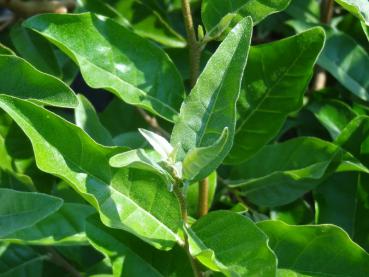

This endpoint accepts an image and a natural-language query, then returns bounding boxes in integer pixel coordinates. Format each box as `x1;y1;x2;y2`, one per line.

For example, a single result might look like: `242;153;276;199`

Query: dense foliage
1;0;369;276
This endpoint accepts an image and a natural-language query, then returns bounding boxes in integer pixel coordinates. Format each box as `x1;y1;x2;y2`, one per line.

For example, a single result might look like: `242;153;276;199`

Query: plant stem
180;0;209;218
137;108;170;139
173;185;202;277
197;178;209;217
46;247;81;277
312;0;334;91
180;0;201;87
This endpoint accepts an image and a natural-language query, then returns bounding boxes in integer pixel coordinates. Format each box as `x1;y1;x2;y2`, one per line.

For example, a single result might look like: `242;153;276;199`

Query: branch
197;178;208;217
136;108;170;139
0;0;75;18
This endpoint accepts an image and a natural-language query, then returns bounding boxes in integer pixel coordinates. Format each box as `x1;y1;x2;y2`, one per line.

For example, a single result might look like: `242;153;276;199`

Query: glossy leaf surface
258;220;369;276
24;13;184;121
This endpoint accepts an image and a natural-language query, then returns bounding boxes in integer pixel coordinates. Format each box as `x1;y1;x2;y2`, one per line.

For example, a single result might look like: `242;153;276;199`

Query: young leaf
258;220;369;276
24;13;185;122
0;95;182;250
227;27;325;164
75;94;113;146
1;203;95;246
188;211;277;276
139;129;173;160
182;128;228;182
0;244;45;276
201;0;291;32
0;55;78;108
0;188;63;237
86;215;193;277
315;172;369;251
335;0;369;25
171;17;253;174
229;137;367;207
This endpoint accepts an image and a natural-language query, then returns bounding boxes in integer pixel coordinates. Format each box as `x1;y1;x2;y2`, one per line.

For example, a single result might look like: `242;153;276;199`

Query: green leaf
10;24;62;78
189;210;276;276
171;17;253;172
75;95;113;146
0;188;63;237
362;21;369;40
229;137;366;207
86;215;193;277
0;244;45;277
0;43;15;55
285;0;320;23
80;0;186;48
227;27;325;164
335;0;369;25
258;220;369;276
0;55;77;108
201;0;291;32
315;172;369;252
186;171;217;217
290;21;369;102
0;95;182;250
182;128;228;182
24;13;185;122
270;200;313;225
139;128;173;160
1;203;95;246
308;99;357;139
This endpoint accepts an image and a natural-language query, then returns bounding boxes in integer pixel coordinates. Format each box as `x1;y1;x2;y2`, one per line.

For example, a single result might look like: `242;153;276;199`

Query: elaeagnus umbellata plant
0;0;369;276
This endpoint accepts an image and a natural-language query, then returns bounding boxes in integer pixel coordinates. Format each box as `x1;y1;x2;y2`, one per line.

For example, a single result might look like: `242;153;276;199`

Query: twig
173;185;202;277
180;0;201;87
312;0;334;91
46;247;81;277
197;178;209;217
137;108;170;139
0;0;75;18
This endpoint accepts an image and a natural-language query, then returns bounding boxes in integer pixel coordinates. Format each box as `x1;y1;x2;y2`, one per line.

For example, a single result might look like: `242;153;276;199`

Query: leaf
0;95;182;250
362;21;369;41
0;54;77;108
0;244;45;276
182;128;228;182
201;0;291;32
308;99;357;139
80;0;186;48
285;0;320;23
139;128;173;160
290;21;369;102
24;13;185;122
1;203;95;246
186;171;217;217
188;210;276;276
227;27;325;164
0;188;63;237
335;0;369;25
0;43;15;55
109;149;168;178
10;24;62;78
86;215;193;277
258;220;369;276
75;94;113;146
315;172;369;252
270;199;313;225
171;17;253;170
228;137;366;207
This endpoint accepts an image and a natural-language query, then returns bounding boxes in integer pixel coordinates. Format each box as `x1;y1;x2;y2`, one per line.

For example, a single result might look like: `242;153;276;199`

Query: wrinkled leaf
0;95;181;250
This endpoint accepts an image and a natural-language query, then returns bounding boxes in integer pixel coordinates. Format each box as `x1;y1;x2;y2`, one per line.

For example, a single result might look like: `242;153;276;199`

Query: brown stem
173;185;202;277
312;0;334;91
46;247;81;277
180;0;201;87
197;178;209;217
0;0;75;18
137;108;170;139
